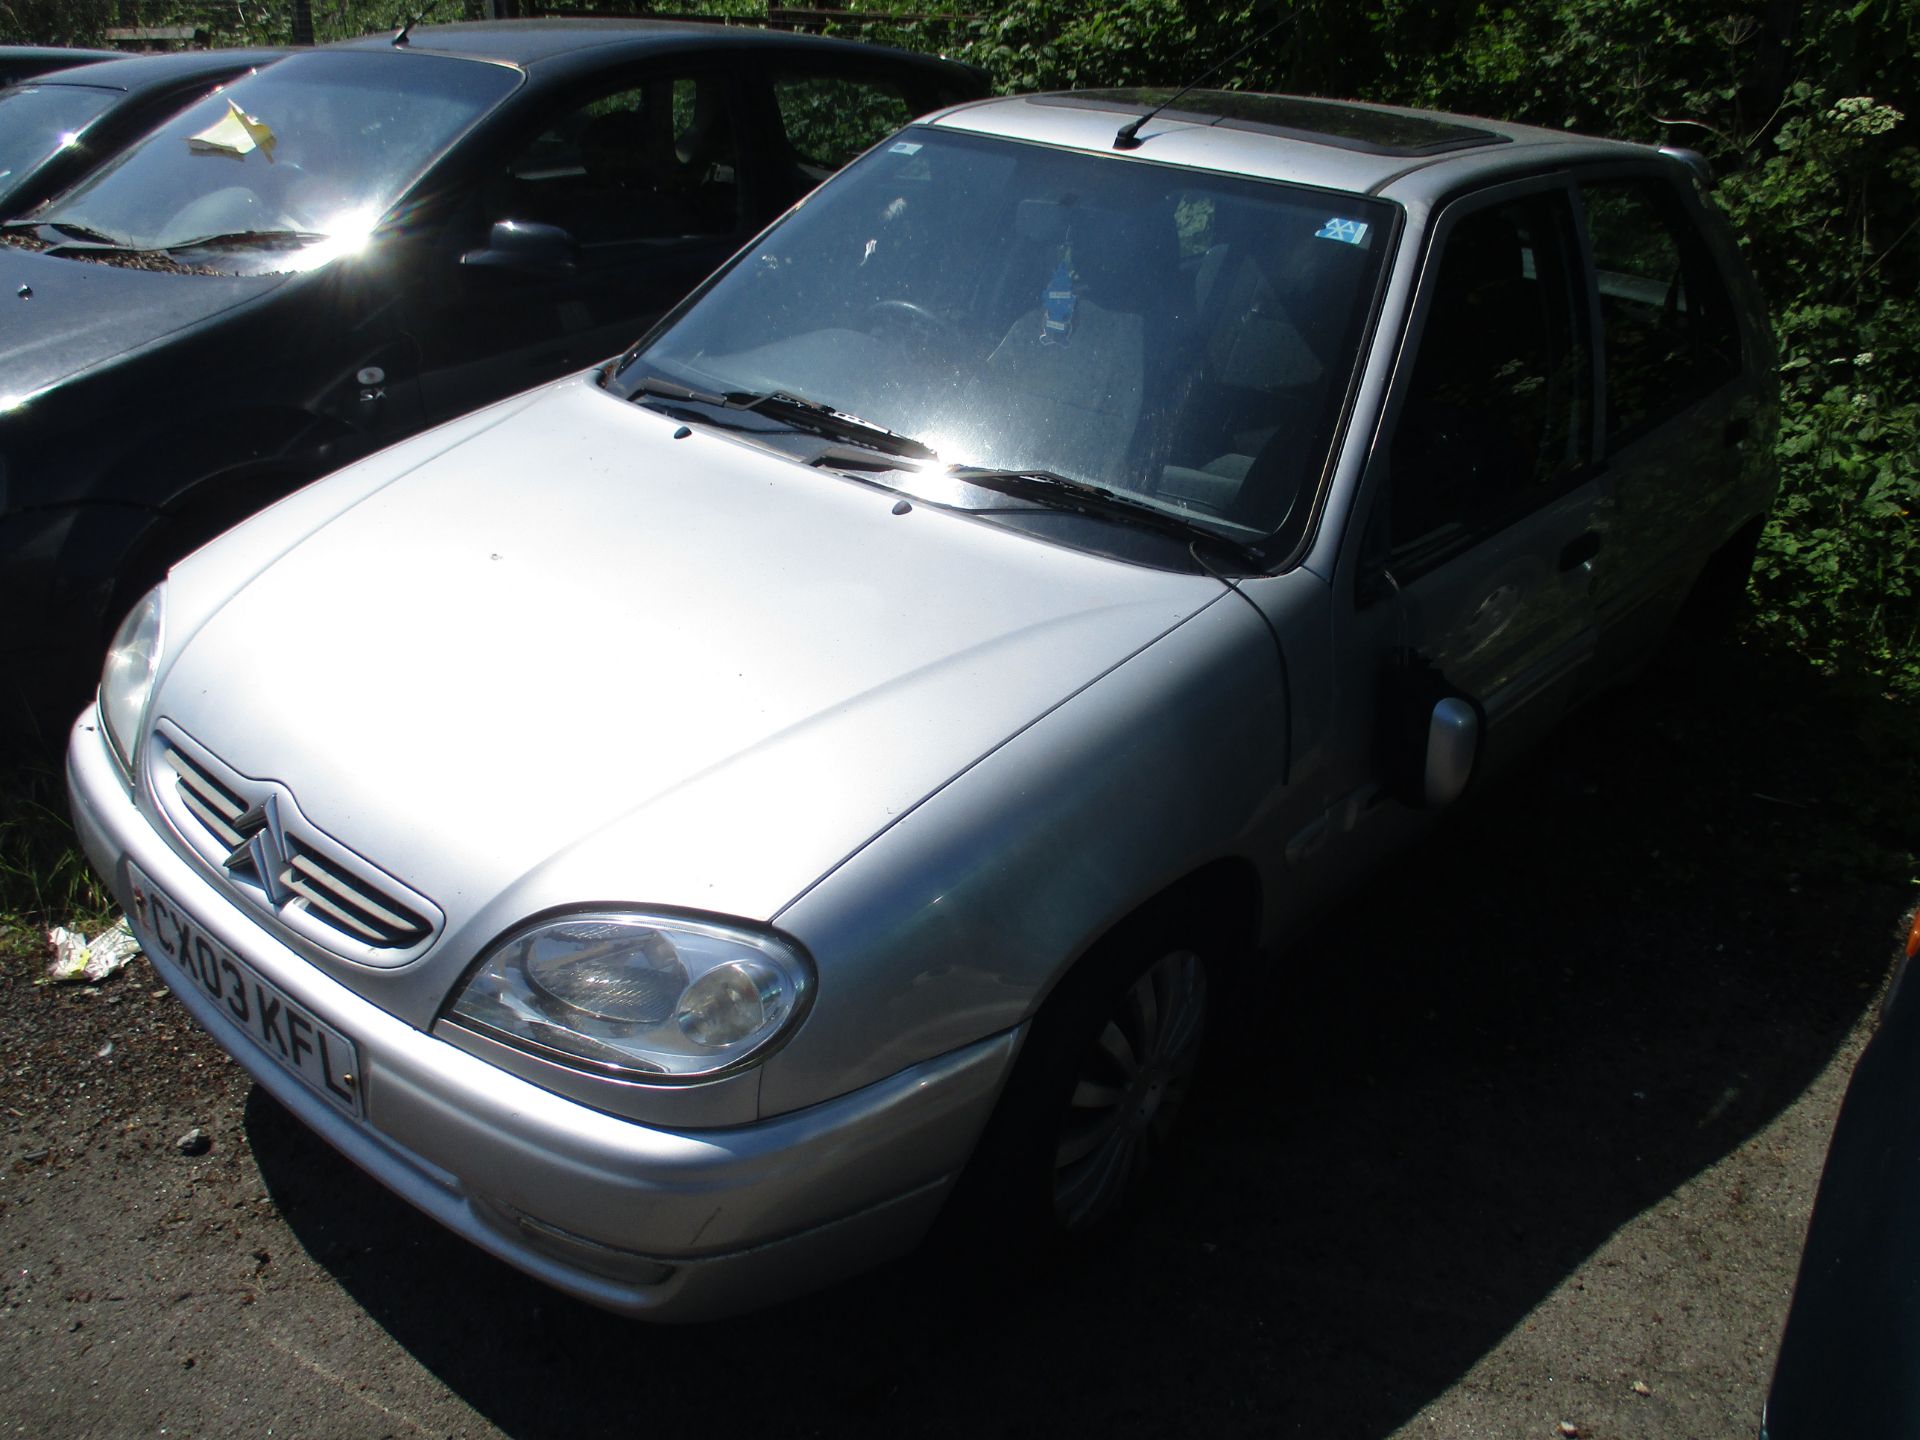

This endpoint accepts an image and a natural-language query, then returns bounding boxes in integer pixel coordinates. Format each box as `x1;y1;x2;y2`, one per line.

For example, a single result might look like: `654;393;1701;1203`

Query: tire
957;919;1212;1241
1673;520;1763;646
1648;520;1763;689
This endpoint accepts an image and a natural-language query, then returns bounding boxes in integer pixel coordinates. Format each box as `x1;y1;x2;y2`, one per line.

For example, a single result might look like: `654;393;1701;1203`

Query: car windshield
621;126;1395;542
0;84;119;192
33;51;518;271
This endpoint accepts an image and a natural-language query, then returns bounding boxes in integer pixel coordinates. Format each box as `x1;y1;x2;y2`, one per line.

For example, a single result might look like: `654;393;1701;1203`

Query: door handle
1559;530;1602;571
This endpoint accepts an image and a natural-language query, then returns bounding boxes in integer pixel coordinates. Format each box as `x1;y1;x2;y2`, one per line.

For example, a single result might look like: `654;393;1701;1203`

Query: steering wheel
864;299;955;343
275;162;324;227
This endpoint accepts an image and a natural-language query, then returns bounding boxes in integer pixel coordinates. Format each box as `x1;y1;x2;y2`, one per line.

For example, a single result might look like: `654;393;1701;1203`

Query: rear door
1574;170;1754;669
756;65;926;212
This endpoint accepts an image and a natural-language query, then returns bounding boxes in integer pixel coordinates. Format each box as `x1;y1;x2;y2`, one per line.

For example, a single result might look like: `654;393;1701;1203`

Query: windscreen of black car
623;127;1395;542
0;84;119;194
32;51;519;271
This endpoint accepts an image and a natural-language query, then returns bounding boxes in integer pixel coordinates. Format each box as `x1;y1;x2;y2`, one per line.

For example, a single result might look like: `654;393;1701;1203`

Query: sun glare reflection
289;205;381;271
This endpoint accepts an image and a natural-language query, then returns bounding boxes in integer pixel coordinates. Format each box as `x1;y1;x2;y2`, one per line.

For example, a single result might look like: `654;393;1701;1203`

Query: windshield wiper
3;222;323;255
165;229;328;252
13;220;132;247
631;377;936;462
632;375;733;409
737;391;936;461
945;465;1263;562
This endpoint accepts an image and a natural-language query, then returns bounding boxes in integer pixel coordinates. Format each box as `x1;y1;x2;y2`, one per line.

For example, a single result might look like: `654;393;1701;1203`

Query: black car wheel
955;917;1212;1241
1048;940;1209;1229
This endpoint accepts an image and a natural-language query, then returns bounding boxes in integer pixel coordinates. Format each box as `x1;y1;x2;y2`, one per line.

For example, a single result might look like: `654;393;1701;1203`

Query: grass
0;750;112;938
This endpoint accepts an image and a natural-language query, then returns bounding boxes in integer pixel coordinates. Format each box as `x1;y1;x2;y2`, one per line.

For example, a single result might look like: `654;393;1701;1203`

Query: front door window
497;73;740;245
1388;193;1591;577
1367;184;1603;774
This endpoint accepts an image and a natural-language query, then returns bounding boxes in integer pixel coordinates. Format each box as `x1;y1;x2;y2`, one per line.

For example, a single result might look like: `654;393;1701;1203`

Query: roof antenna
392;0;438;47
1113;8;1291;151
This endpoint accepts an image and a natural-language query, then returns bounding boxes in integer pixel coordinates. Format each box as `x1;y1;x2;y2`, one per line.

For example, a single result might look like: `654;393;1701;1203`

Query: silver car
68;88;1777;1320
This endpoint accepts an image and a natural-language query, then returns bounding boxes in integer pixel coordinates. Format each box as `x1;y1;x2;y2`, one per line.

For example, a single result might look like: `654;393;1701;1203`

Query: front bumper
67;709;1018;1321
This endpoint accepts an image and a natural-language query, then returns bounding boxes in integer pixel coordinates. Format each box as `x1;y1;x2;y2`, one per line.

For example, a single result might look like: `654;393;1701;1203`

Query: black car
0;46;122;87
1762;902;1920;1437
0;50;286;222
0;20;984;725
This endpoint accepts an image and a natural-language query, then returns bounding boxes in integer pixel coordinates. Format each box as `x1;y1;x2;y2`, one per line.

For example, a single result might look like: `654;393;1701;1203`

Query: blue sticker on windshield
889;140;923;155
1040;254;1076;345
1315;218;1371;246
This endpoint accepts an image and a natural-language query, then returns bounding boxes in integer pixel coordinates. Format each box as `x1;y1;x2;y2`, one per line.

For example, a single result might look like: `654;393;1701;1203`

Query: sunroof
1037;89;1508;157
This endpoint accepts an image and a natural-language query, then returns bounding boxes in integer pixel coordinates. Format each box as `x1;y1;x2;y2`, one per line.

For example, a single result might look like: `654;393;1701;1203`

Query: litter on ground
44;918;141;984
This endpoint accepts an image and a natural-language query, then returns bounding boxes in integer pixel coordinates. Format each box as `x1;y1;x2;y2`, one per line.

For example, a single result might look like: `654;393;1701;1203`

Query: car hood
0;246;281;395
156;377;1226;948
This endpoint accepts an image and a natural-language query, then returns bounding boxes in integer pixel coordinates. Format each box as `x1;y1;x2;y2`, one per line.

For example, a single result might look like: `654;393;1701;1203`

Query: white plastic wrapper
45;918;141;984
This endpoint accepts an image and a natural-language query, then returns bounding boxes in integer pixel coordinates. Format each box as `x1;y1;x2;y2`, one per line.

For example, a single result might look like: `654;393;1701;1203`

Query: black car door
410;61;759;424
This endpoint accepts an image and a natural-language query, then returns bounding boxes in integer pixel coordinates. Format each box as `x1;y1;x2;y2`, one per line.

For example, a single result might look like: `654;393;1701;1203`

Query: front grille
171;749;249;849
163;739;436;955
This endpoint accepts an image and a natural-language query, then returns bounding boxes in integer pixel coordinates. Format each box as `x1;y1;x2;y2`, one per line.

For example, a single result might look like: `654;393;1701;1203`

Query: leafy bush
1715;89;1918;683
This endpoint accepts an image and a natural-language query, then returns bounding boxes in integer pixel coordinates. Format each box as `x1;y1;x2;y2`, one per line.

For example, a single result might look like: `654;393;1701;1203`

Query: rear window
1582;178;1742;442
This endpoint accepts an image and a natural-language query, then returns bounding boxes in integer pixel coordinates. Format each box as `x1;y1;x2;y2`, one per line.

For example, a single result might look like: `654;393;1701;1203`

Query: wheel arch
1034;853;1265;1023
937;852;1260;1241
95;408;355;639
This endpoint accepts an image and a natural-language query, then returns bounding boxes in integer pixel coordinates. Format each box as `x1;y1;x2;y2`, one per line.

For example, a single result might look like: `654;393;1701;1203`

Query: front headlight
446;912;813;1080
100;585;164;775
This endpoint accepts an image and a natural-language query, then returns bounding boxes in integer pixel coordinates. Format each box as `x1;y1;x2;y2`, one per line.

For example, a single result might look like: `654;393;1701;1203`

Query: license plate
128;866;363;1118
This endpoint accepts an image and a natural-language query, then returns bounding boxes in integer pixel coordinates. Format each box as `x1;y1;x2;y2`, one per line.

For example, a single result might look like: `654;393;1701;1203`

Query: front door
1324;178;1605;862
1376;183;1603;762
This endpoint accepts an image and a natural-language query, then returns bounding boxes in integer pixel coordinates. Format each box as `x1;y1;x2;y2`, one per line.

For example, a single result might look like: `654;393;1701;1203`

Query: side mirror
1421;696;1479;808
1377;652;1482;810
459;220;578;279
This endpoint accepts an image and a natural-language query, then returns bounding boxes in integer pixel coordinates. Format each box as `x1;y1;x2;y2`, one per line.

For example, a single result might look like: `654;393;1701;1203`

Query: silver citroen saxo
69;88;1777;1320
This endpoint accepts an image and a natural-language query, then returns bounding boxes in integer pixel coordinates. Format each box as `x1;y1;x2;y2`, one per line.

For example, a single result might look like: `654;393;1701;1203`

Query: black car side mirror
460;220;579;279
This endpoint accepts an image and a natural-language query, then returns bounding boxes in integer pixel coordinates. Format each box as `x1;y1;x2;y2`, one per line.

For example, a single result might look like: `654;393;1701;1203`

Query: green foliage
0;758;110;929
1;0;112;44
1715;87;1920;686
952;0;1202;92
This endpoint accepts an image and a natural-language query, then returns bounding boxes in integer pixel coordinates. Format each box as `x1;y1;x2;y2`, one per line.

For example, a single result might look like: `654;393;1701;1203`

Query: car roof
0;45;125;82
927;89;1656;202
16;48;285;94
325;18;981;86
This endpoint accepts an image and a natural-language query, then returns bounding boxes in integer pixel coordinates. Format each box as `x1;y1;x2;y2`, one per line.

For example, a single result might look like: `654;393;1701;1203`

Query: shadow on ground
247;640;1919;1440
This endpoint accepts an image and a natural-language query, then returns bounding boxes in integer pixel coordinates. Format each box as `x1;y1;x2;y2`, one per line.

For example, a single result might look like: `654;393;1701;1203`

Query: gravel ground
3;645;1914;1440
